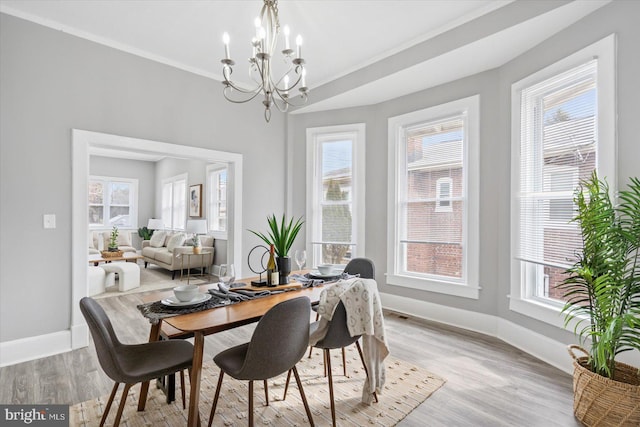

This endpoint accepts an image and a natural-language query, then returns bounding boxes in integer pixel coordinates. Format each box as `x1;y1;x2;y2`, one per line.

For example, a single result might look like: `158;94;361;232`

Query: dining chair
208;296;315;427
79;297;194;427
309;257;376;377
285;300;378;427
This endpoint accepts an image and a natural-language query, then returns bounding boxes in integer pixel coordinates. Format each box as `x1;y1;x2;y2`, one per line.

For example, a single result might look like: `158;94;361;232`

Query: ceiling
1;0;610;116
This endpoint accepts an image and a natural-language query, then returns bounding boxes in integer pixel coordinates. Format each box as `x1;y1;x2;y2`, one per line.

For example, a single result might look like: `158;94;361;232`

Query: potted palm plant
249;214;304;284
559;172;640;426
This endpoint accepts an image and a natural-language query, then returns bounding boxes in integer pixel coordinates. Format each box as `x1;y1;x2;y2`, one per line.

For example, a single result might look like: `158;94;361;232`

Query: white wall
0;13;286;345
288;0;640;362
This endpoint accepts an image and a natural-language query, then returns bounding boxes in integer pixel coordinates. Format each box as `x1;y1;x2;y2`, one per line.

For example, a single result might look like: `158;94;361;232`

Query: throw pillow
200;235;214;248
116;231;132;247
166;232;186;253
149;231;166;248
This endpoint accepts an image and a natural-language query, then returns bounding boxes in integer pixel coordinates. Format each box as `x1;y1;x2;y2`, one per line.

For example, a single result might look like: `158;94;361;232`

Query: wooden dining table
137;274;324;427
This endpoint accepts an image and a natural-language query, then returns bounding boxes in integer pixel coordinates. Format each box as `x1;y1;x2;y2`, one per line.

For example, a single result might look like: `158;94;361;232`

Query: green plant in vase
249;214;304;283
137;226;154;240
192;234;202;254
558;172;640;424
108;226;119;252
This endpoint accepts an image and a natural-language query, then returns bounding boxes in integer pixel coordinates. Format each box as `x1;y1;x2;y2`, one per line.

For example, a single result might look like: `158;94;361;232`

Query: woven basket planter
569;345;640;426
101;250;123;258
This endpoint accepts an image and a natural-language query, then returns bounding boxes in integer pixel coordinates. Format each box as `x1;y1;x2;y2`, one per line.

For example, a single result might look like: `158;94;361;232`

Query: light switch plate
44;214;56;229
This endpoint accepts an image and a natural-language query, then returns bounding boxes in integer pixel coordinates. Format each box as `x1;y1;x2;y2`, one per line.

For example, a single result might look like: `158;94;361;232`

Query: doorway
70;129;243;349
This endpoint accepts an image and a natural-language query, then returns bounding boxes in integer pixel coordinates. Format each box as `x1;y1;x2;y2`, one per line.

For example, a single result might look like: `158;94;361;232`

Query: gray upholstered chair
79;297;194;427
208;296;315;427
286;300;377;427
309;257;376;375
342;257;375;280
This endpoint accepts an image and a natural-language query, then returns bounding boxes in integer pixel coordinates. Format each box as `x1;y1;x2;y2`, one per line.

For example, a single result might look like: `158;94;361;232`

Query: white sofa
141;231;214;279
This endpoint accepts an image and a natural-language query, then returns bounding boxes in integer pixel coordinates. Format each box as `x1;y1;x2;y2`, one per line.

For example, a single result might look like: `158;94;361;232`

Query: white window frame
387;95;480;299
88;176;138;230
509;34;616;328
162;173;187;231
206;163;228;239
435;177;453;212
306;124;366;268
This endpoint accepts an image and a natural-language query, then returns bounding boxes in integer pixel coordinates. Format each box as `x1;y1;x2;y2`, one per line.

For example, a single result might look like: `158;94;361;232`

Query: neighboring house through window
387;95;480;299
435;177;453;212
306;124;365;268
88;176;138;229
207;164;228;238
162;173;187;230
510;35;616;327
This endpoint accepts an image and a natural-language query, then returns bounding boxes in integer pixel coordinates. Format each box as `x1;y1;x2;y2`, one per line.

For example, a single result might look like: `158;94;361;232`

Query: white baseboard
0;330;72;367
380;292;574;374
71;323;89;349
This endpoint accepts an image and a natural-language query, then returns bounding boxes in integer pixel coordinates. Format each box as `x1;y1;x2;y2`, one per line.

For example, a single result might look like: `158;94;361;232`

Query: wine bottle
266;244;278;286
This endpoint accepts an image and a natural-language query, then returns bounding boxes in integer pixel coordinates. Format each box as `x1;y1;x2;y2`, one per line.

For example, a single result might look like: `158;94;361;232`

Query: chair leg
180;370;186;410
355;340;378;403
308;312;320;358
324;349;336;427
113;383;133;427
263;380;269;406
292;365;315;427
99;382;120;427
208;370;225;427
342;347;347;377
248;380;254;427
282;369;292;400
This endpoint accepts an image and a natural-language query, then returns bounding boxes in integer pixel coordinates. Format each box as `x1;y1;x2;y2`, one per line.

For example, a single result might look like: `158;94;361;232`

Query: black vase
276;257;291;284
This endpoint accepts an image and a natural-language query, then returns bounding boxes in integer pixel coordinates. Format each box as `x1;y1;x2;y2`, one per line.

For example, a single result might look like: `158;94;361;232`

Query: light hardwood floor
0;292;581;426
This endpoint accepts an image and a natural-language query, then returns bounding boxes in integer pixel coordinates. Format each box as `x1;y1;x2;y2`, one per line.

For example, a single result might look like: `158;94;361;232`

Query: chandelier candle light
221;0;308;122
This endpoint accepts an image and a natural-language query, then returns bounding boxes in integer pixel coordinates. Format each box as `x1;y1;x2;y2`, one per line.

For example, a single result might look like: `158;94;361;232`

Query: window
88;176;138;228
387;95;479;299
306;124;365;268
162;173;187;230
207;164;227;237
435;177;453;212
510;35;616;326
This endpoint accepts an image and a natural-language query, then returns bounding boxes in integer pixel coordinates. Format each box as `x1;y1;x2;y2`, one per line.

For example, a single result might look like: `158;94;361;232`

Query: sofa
88;230;136;255
141;231;215;279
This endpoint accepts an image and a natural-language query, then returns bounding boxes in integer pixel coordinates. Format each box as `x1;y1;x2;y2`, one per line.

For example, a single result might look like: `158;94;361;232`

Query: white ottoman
88;266;106;296
101;262;140;291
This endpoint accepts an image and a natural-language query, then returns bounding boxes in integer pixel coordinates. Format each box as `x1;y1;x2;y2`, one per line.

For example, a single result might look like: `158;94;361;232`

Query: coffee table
88;252;143;266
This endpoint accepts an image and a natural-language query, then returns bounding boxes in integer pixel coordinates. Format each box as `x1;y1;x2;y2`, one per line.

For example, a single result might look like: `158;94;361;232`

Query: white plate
309;270;341;279
161;293;211;307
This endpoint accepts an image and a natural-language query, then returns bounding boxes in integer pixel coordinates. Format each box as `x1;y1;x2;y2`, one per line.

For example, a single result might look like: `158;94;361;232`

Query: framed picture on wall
189;184;202;217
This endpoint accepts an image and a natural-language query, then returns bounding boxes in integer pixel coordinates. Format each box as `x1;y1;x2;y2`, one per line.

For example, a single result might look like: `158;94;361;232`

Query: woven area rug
70;345;445;426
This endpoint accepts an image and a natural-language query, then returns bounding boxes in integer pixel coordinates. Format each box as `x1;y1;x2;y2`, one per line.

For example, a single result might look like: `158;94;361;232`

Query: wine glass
294;249;307;271
219;264;235;286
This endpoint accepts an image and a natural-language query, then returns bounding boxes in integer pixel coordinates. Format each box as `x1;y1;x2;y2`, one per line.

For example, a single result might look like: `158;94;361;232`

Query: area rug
93;263;211;300
70;345;445;426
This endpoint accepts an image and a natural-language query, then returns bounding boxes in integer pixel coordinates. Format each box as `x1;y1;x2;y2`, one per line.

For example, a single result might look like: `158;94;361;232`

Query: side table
180;251;213;285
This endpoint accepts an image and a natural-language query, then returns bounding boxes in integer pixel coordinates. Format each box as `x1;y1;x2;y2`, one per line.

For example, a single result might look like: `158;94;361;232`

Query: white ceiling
1;0;610;117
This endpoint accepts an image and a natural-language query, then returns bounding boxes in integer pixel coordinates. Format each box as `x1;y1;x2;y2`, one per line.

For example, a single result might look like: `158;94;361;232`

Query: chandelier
220;0;308;122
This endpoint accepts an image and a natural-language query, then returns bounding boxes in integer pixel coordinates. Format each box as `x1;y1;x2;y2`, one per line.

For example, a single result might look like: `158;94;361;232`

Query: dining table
137;272;325;427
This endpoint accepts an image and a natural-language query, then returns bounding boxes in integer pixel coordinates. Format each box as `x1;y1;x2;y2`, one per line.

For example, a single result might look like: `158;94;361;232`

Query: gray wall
0;13;286;342
90;155;156;249
288;0;640;344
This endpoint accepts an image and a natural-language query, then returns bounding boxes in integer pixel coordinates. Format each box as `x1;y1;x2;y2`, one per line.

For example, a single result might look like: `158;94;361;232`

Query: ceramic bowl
317;264;334;275
173;284;199;302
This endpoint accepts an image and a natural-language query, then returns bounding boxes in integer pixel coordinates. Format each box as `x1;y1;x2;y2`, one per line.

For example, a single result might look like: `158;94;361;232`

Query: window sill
386;273;480;299
508;296;580;331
